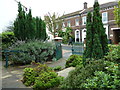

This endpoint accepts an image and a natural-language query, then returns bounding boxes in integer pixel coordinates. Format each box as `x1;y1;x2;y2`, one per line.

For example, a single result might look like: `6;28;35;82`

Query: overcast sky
0;0;116;33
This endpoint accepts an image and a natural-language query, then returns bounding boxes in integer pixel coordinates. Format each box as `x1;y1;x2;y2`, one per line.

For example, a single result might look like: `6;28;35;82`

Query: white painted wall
104;24;108;38
46;28;54;41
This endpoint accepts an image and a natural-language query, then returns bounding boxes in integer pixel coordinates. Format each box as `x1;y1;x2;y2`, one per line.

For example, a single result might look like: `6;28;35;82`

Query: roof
82;1;118;14
62;1;118;17
61;10;82;19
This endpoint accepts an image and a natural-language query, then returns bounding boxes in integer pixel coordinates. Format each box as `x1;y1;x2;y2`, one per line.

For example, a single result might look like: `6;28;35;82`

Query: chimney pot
84;2;87;9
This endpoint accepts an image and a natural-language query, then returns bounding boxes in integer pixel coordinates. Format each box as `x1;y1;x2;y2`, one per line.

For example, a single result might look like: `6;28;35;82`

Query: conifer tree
14;2;26;40
27;9;35;39
35;17;40;39
83;12;93;59
93;0;108;56
42;20;47;40
14;2;46;41
83;0;108;64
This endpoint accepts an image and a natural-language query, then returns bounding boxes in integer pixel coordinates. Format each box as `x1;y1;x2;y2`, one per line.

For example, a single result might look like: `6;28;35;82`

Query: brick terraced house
61;1;120;44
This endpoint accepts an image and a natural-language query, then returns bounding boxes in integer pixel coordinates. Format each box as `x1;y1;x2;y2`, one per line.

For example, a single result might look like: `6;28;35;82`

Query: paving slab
57;67;75;78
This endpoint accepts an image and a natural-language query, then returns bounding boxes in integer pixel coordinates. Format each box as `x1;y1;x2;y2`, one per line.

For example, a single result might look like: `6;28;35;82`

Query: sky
0;0;117;33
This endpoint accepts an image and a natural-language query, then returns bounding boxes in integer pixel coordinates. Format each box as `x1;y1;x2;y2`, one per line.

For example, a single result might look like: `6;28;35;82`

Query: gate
55;42;62;60
72;42;84;55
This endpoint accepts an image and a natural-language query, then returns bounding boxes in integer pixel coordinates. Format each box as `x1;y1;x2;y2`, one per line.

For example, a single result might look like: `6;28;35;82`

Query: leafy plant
1;31;16;49
22;68;36;86
33;72;63;90
65;55;83;68
82;61;120;89
60;59;120;89
9;40;56;65
53;66;62;71
58;27;73;44
105;45;120;63
60;60;107;89
22;63;53;86
22;63;63;89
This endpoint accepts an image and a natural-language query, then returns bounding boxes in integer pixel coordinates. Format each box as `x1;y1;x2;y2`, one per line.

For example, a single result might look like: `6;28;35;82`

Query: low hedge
9;40;56;65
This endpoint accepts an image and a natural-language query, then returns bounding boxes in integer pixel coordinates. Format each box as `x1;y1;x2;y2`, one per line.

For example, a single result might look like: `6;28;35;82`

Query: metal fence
71;42;84;55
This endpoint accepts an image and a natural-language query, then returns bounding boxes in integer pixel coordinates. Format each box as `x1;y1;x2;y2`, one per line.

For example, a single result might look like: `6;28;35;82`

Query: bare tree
44;12;63;37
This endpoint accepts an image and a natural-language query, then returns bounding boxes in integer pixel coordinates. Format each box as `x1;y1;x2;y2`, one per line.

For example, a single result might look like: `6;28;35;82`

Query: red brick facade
62;1;119;43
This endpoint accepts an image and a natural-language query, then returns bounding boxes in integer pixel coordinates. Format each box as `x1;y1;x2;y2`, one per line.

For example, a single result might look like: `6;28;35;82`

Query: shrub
105;45;120;63
60;60;120;89
22;68;36;86
9;40;56;65
60;60;107;89
82;61;120;89
33;72;63;90
22;63;53;86
53;66;62;71
1;31;16;49
65;55;83;68
22;63;63;89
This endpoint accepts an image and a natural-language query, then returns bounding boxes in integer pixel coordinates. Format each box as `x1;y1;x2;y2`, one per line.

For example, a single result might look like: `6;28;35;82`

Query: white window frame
82;16;86;25
103;25;108;38
67;20;71;27
75;18;79;26
62;22;65;28
102;12;108;23
75;30;80;42
56;24;58;29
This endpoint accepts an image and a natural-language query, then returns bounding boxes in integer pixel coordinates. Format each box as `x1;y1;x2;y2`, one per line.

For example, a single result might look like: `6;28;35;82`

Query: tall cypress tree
92;0;104;59
14;2;26;40
27;9;34;39
83;12;93;59
42;20;47;41
83;0;108;64
93;0;108;56
14;2;46;41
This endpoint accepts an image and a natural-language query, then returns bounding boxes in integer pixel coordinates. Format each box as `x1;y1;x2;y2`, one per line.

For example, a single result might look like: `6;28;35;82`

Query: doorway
113;29;120;44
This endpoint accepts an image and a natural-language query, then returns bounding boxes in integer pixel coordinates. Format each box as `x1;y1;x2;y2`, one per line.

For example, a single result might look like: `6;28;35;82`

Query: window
82;16;86;25
56;24;58;29
76;31;79;38
67;20;71;27
75;19;79;26
102;12;108;23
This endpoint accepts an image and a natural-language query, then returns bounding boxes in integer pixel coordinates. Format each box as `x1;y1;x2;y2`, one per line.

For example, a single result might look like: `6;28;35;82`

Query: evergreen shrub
33;71;63;90
22;63;53;86
9;40;56;65
22;63;63;89
105;45;120;63
60;60;107;89
82;61;120;89
65;55;83;68
1;31;16;49
53;66;62;71
60;60;120;89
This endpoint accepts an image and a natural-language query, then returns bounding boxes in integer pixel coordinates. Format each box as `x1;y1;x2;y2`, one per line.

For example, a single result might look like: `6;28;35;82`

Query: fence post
5;51;9;68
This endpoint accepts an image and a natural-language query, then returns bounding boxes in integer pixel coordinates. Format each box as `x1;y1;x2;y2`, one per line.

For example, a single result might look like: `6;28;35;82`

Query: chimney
84;2;87;9
95;0;98;2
